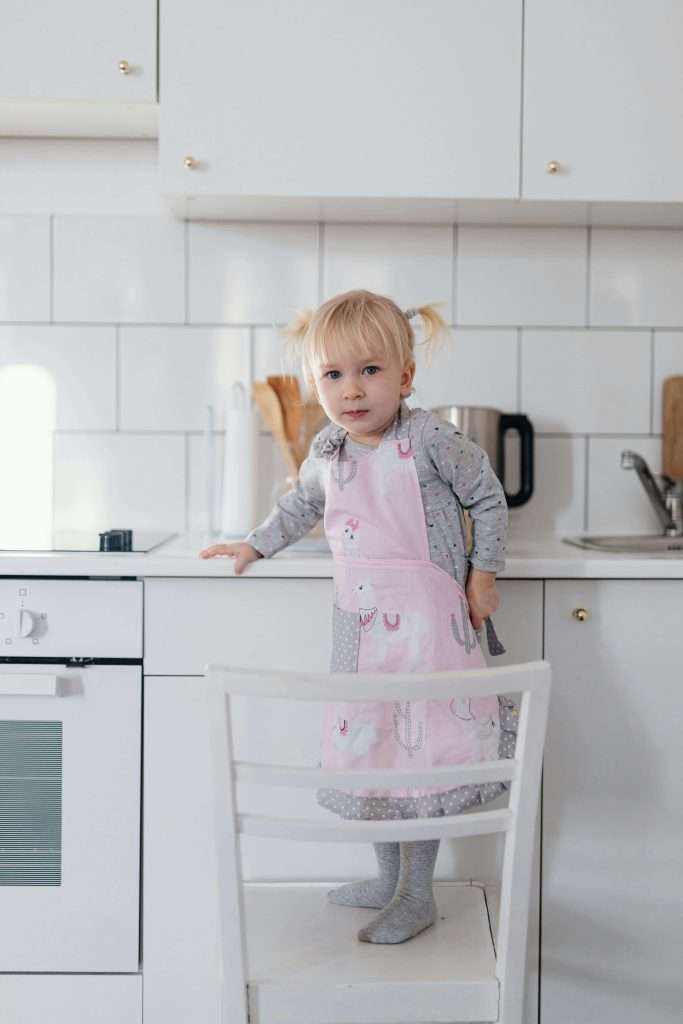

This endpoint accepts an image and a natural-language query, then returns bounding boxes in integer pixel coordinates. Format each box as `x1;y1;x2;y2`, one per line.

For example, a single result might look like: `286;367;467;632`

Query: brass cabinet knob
546;160;560;174
572;608;589;622
119;60;130;75
183;156;197;169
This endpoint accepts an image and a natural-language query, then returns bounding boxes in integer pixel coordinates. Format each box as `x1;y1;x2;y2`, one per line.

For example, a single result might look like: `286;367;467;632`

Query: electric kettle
431;406;534;507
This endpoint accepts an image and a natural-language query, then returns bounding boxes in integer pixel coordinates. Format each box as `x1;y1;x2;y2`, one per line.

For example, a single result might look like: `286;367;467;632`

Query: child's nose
343;375;364;398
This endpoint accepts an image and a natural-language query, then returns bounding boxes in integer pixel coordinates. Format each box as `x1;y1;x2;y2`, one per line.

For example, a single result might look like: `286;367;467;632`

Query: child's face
313;347;415;445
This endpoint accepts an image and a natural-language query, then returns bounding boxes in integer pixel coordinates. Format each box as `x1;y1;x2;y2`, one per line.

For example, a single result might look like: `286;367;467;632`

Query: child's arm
199;445;324;574
422;412;508;628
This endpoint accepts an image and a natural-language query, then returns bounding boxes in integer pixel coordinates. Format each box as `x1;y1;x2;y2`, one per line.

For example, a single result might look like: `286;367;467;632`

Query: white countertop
1;533;682;578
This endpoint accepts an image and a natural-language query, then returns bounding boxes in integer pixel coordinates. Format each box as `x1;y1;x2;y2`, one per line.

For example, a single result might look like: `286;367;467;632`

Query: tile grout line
318;221;325;304
115;325;120;431
650;329;656;434
585;226;591;327
584;435;590;531
49;214;55;323
184;220;190;324
517;328;523;413
452;224;458;324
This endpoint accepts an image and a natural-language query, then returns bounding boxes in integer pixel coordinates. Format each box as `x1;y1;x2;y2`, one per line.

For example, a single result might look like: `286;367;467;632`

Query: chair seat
243;881;500;1024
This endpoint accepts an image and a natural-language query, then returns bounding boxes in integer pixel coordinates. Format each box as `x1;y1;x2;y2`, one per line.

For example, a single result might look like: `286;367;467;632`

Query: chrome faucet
621;450;683;536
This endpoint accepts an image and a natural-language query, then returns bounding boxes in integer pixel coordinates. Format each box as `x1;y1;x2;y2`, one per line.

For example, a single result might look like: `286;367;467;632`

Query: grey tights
328;839;440;944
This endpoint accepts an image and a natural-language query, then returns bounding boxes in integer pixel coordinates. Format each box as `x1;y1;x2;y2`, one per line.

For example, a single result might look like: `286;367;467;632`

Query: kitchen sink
563;534;683;555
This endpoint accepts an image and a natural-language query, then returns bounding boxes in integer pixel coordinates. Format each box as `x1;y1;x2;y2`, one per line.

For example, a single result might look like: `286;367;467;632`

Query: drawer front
144;578;333;675
0;579;142;658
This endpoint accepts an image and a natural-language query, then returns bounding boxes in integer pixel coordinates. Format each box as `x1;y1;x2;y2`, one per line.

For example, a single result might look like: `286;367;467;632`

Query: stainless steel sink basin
563;534;683;555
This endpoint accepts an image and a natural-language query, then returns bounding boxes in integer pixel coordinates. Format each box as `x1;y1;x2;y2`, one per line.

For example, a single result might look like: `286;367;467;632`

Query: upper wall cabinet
160;0;522;220
523;0;683;202
0;0;157;138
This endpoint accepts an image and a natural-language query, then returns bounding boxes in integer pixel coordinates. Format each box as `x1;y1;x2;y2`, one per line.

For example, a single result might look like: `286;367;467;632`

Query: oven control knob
15;609;37;638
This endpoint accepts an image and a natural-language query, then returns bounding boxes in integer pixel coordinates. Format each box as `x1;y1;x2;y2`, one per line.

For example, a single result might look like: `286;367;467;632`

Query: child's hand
198;542;262;575
466;569;500;631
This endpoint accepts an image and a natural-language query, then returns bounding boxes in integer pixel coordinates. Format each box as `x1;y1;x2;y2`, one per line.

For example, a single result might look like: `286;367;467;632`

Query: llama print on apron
320;426;501;800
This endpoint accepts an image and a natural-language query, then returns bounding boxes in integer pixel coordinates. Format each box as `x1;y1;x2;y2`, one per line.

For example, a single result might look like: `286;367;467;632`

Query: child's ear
400;360;416;395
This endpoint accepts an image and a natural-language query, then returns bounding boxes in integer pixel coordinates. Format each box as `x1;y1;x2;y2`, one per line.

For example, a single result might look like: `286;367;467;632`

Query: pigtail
409;303;450;365
283;308;317;395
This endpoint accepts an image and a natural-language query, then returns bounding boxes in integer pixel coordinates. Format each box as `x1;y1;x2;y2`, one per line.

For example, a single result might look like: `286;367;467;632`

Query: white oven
0;578;142;973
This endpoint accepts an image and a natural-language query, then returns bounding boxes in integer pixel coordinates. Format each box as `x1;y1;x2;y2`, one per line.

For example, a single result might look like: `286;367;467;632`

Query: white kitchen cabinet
159;0;522;219
143;577;542;1024
542;580;683;1024
0;0;157;138
523;0;683;202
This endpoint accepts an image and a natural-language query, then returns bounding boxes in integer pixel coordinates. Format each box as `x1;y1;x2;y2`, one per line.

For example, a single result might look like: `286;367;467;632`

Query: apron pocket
330;603;360;673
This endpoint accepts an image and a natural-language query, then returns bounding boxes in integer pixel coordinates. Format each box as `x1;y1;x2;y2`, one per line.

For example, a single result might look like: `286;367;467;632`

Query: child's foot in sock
327;841;399;908
357;838;440;943
357;891;437;943
327;877;396;909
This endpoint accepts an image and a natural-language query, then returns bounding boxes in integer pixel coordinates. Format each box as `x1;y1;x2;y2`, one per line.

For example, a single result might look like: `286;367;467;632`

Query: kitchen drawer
0;578;142;659
0;974;141;1024
144;578;333;675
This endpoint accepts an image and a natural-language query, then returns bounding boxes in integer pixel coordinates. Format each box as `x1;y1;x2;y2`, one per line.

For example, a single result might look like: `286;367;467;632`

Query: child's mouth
345;410;368;419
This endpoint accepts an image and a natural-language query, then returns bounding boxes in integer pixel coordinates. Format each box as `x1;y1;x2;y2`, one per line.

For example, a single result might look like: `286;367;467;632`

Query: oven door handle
0;673;61;696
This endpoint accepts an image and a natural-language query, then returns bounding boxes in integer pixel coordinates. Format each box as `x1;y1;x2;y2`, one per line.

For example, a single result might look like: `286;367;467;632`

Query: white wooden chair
205;659;551;1024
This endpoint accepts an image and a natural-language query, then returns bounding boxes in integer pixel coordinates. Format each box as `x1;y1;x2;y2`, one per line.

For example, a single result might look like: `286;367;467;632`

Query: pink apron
321;428;501;800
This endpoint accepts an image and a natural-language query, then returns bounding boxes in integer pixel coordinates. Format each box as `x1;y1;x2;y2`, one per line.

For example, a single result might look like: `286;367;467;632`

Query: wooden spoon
252;381;300;478
267;375;303;453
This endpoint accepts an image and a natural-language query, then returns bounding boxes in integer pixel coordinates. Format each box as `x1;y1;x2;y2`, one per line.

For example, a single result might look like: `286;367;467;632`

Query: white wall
1;138;681;544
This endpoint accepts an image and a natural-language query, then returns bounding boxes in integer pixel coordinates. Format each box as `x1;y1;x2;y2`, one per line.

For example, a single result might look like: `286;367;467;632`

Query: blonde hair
285;289;450;396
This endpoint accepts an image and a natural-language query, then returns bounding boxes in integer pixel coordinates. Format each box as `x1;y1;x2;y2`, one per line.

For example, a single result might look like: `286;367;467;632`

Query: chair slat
206;658;548;702
237;808;512;843
235;757;518;789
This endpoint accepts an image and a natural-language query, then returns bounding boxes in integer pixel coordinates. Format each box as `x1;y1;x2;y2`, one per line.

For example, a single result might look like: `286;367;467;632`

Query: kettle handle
498;414;534;507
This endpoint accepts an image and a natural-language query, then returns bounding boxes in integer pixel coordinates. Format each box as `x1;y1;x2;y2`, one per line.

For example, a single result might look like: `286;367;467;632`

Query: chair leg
328;841;400;908
357;840;440;944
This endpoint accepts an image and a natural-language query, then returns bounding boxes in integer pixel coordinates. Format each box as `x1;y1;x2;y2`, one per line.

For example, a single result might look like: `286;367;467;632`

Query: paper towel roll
220;384;259;538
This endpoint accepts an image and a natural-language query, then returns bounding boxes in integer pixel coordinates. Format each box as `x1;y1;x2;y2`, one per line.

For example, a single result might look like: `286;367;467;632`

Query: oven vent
0;721;62;885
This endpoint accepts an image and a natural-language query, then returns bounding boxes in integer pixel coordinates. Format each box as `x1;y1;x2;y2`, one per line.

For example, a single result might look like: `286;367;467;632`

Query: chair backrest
205;658;551;1024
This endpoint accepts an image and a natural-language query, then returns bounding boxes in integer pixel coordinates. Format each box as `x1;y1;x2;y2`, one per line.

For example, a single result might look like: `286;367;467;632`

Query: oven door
0;663;141;972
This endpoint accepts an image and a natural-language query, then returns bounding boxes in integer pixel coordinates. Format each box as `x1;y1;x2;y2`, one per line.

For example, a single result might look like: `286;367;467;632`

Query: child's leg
357;839;439;944
327;842;400;908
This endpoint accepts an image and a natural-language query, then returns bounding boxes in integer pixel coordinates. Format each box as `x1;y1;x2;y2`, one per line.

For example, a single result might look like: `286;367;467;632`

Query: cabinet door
1;0;156;102
160;0;521;208
523;0;683;201
543;580;683;1024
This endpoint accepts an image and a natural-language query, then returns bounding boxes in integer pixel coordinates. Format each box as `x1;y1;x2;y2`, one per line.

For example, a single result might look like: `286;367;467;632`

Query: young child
200;289;516;946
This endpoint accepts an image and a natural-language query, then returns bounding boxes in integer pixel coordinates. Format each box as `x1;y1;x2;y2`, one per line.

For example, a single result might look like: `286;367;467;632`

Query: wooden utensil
252;381;300;479
266;375;303;453
663;376;683;481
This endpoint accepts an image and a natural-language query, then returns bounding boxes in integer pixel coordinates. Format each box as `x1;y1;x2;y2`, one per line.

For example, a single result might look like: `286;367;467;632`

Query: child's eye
363;366;380;375
324;370;341;380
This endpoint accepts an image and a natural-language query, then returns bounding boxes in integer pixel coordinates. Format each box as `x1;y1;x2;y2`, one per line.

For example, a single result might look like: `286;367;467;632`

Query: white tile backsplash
411;329;518;411
53;215;185;323
5;141;682;542
120;326;250;430
521;329;651;434
188;221;319;324
323;223;454;320
54;433;186;532
590;229;683;327
456;226;587;326
588;436;664;534
0;325;116;429
0;216;51;321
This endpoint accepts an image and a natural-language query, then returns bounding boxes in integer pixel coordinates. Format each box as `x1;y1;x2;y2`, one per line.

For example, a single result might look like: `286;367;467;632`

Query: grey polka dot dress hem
316;696;519;820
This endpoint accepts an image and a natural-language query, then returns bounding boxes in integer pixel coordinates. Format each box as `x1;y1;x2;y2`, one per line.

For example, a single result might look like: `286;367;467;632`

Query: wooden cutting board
662;376;683;481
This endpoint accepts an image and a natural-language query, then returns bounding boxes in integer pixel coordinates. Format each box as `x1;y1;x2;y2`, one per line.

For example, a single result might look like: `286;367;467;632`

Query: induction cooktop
0;529;177;553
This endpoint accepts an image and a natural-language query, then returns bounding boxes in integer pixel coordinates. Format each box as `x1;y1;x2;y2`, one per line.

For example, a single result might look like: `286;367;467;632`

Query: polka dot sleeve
420;412;508;574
